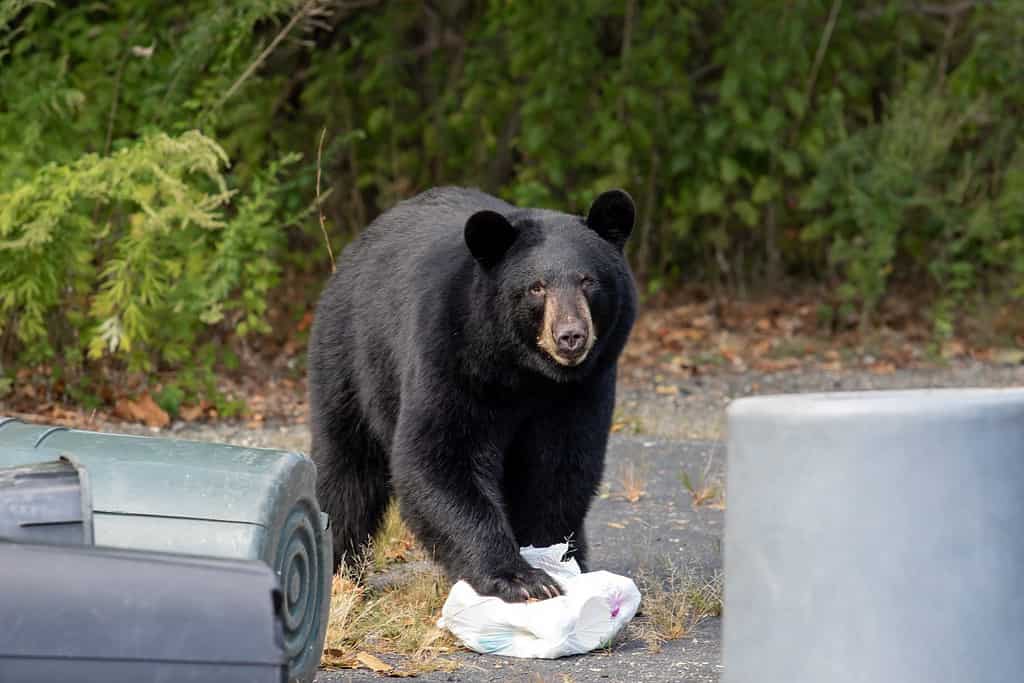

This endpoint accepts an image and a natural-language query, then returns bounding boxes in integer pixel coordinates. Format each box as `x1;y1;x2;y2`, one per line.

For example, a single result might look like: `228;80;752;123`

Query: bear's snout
538;290;596;367
554;319;588;358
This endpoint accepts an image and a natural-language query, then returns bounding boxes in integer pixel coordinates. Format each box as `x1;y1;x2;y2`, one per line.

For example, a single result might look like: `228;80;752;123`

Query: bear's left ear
586;189;635;250
465;210;519;268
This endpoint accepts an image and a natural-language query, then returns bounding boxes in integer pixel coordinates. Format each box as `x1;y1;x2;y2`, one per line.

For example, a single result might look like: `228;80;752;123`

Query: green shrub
1;0;1022;394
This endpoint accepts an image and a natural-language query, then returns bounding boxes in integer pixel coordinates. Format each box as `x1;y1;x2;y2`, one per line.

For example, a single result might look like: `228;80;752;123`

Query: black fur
308;186;637;602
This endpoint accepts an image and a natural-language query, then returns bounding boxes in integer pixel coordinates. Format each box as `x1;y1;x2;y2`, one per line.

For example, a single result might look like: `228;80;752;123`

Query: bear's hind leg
312;413;390;573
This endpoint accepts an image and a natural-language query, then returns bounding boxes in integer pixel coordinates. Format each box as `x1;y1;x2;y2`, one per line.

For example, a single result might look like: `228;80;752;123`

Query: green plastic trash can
0;417;331;683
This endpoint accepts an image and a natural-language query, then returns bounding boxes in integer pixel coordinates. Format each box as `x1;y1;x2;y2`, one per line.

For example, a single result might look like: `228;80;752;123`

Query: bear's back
361;186;512;250
335;185;513;302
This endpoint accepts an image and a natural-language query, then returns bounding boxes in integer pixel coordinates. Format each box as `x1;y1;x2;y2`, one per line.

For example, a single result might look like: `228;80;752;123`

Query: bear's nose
554;320;588;357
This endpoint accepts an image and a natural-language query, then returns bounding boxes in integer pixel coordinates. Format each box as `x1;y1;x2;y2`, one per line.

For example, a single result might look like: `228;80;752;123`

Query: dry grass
615;462;648;503
610;409;646;435
320;505;460;675
632;563;723;652
679;452;726;509
370;504;418;570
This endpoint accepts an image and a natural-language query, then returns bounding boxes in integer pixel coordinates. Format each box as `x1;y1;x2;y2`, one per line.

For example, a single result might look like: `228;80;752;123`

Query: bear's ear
465;210;518;268
586;189;635;249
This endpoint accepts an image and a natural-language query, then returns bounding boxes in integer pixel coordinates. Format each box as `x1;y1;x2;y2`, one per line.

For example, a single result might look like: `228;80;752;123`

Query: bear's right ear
465;210;518;268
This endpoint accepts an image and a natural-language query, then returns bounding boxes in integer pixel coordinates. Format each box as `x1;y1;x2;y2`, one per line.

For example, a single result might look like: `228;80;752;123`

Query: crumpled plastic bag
436;543;641;658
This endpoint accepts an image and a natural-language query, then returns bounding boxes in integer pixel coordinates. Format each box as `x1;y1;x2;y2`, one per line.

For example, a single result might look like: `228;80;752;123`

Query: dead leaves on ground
4;290;1023;430
0;365;309;431
619;290;1024;388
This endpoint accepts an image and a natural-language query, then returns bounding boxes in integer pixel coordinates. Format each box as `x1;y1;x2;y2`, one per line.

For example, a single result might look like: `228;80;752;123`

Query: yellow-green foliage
0;130;292;371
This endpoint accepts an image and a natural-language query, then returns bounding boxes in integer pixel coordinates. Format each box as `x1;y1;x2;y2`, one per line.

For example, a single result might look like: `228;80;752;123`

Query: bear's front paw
472;566;564;602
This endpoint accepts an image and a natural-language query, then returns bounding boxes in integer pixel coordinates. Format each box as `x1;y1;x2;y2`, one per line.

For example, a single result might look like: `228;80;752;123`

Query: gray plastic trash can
0;541;287;683
724;388;1024;683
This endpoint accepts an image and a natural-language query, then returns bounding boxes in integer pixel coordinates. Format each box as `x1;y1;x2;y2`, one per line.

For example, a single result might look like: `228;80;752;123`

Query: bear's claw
473;566;564;603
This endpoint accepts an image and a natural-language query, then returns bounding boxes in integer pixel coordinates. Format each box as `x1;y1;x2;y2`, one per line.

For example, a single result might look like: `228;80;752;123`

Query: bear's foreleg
390;409;563;602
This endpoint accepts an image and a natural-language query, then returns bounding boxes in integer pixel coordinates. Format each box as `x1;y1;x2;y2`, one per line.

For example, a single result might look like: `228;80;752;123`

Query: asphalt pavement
316;436;727;683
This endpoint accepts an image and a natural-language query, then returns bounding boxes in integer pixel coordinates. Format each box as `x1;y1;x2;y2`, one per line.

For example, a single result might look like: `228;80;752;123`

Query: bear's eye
529;282;545;296
580;275;595;288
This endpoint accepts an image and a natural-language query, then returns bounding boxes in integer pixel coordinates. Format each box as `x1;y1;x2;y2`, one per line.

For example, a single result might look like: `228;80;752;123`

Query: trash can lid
1;541;286;667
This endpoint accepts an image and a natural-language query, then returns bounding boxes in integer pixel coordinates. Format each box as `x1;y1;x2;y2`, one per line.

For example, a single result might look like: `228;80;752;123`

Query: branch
802;0;843;123
104;54;128;156
217;0;318;109
914;1;985;16
856;0;989;20
316;127;336;273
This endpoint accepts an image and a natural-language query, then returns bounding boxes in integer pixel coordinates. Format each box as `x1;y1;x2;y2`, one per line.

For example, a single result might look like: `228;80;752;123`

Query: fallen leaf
868;362;896;375
623;489;646;503
661;328;705;345
297;310;315;332
655;384;679;396
179;404;203;421
356;651;393;673
749;338;774;357
718;347;746;370
753;357;801;373
606;522;626;529
941;340;966;359
113;394;169;428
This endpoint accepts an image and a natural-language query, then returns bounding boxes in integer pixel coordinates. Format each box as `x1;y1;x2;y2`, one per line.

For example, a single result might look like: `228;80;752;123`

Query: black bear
308;186;636;602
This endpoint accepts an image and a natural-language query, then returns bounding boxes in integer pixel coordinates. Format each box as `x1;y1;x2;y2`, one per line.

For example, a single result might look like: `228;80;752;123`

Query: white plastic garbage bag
437;543;641;658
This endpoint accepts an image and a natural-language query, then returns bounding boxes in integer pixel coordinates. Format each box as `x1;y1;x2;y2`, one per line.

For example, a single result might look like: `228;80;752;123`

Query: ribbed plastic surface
724;388;1024;683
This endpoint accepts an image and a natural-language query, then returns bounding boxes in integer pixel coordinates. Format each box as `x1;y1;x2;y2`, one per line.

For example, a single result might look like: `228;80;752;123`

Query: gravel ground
152;360;1024;449
616;360;1024;441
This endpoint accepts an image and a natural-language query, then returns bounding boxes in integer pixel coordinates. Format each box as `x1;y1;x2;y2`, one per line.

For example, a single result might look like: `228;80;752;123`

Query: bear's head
464;190;637;383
